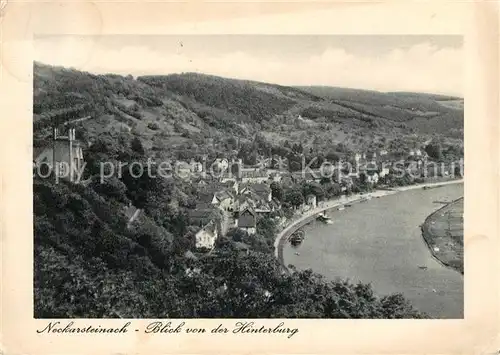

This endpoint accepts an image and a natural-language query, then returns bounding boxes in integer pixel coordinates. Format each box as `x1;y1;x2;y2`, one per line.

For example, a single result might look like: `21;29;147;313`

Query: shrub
147;122;160;130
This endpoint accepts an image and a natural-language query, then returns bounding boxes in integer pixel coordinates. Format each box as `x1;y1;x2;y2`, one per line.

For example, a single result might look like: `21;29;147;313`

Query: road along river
281;182;464;318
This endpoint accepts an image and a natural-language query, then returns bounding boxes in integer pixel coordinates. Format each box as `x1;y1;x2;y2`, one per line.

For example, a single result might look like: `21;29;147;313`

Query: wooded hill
34;62;463;163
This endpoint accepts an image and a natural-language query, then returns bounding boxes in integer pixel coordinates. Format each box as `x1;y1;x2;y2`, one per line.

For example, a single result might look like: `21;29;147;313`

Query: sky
34;35;463;96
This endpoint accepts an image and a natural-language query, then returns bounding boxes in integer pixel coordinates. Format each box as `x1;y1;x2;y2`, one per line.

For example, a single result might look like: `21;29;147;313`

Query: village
33;123;463;255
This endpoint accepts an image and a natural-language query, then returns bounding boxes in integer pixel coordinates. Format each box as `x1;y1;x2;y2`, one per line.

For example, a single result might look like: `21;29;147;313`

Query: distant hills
33;61;463;161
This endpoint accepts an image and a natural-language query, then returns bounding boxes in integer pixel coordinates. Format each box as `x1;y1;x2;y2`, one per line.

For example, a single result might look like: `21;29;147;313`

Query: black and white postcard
1;1;499;354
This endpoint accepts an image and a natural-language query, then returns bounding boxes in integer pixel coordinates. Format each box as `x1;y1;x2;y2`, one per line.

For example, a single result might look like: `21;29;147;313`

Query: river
282;183;464;318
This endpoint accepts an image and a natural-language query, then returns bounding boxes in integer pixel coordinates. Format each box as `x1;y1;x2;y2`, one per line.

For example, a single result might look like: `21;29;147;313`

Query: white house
306;194;317;208
366;172;379;184
213;190;235;211
212;158;229;172
190;160;203;173
379;167;391;178
195;221;218;250
269;172;282;183
175;161;192;179
239;168;269;183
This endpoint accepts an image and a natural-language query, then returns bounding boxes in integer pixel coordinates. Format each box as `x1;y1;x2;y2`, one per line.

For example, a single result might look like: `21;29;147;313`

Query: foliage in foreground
34;179;425;319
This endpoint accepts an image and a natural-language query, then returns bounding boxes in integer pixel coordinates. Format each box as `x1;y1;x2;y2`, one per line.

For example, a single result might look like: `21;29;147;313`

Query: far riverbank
421;197;464;274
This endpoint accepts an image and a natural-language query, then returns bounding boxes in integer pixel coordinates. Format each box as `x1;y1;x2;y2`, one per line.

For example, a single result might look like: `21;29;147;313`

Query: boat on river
317;213;334;224
338;206;345;211
289;230;305;246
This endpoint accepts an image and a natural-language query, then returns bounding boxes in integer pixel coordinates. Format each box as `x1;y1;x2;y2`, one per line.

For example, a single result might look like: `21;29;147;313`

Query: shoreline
420;197;464;275
274;179;464;268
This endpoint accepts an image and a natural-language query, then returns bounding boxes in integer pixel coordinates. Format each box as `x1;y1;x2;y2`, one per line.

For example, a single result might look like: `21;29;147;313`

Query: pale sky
34;35;463;96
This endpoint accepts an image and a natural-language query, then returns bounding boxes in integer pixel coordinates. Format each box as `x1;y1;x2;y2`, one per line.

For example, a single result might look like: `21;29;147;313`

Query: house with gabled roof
188;208;216;227
213;189;235;211
236;207;257;235
239;183;272;202
195;220;219;250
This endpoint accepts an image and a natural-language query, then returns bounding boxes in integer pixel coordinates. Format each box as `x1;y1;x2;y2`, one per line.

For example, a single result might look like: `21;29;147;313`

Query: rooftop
238;214;256;228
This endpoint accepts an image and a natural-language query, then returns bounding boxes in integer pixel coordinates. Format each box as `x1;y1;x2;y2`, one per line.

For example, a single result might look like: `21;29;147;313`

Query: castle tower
52;127;83;182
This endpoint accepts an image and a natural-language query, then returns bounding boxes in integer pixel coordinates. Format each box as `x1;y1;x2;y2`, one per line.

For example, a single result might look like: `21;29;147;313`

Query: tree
227;227;248;242
425;142;442;161
326;151;340;162
320;177;332;185
379;293;423;319
131;137;145;155
90;176;129;204
302;183;325;201
284;189;304;209
256;216;278;243
270;182;284;202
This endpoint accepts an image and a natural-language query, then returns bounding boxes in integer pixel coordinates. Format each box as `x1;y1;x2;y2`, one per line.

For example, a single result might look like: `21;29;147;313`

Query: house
188;208;216;227
190;160;203;173
269;172;282;183
367;151;377;162
221;180;238;194
236;186;277;215
237;208;257;235
366;172;379;184
341;176;354;188
379;166;391;178
232;241;251;254
198;192;216;204
195;202;213;210
270;156;288;170
33;127;84;183
253;197;274;214
349;171;360;178
280;174;294;187
292;171;321;183
174;161;192;179
195;221;219;250
213;190;235;211
235;195;252;213
239;168;269;183
211;158;229;173
306;194;317;208
239;183;272;202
